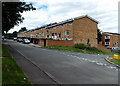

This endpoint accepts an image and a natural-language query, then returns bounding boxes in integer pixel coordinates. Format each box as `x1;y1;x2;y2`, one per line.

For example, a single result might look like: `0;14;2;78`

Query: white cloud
8;0;119;33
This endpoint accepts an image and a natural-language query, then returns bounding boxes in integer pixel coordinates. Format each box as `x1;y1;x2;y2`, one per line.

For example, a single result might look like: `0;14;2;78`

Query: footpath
5;43;57;84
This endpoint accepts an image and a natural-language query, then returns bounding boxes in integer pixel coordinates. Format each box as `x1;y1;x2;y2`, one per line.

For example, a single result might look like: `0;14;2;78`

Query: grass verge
110;59;120;66
2;44;32;85
44;46;114;55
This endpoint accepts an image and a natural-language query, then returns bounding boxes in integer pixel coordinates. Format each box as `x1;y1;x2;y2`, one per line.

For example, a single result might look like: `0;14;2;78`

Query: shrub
74;43;86;49
86;47;96;50
86;44;91;47
86;47;102;52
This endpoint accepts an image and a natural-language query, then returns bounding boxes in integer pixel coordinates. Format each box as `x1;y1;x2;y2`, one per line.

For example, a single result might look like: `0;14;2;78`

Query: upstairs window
41;33;44;36
65;30;70;36
68;22;73;25
36;33;39;37
105;36;110;39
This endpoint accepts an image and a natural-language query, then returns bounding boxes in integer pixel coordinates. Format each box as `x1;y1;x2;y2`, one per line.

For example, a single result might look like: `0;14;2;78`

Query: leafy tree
12;31;18;37
19;27;27;33
2;2;36;34
97;29;102;44
3;31;18;38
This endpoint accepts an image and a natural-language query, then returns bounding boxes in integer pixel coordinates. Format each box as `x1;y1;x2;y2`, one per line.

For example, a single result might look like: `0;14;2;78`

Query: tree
12;31;18;37
19;27;27;33
2;2;36;34
97;29;102;44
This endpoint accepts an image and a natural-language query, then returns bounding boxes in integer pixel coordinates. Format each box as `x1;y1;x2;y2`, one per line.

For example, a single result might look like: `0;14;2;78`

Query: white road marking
60;53;118;70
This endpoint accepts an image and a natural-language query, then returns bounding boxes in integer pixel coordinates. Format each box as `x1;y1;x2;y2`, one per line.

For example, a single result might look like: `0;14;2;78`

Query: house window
30;34;34;38
62;24;65;27
41;33;44;36
36;33;39;37
114;42;118;46
105;42;110;46
105;36;110;39
68;22;73;25
65;30;70;36
46;34;49;38
58;32;61;37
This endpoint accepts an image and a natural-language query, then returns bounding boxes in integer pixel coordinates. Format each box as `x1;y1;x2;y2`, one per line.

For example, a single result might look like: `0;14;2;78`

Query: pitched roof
103;32;120;36
19;15;98;34
74;15;99;24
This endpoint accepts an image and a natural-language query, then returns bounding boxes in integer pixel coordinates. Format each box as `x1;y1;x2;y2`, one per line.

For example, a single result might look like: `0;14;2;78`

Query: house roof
74;15;99;24
19;15;98;34
103;32;120;36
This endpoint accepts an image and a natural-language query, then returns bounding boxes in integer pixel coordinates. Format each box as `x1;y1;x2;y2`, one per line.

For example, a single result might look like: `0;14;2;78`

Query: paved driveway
3;40;119;84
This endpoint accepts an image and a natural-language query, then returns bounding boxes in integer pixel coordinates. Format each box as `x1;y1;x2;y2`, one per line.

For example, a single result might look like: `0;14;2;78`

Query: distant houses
17;15;120;48
102;32;120;47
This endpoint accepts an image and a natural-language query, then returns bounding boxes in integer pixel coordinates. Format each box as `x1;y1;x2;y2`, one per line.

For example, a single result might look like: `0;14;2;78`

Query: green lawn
44;46;114;55
0;58;2;86
45;46;84;53
0;43;2;57
2;44;32;85
110;59;120;66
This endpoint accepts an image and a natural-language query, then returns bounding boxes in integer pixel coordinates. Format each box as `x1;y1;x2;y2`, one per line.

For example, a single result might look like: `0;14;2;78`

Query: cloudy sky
8;0;119;33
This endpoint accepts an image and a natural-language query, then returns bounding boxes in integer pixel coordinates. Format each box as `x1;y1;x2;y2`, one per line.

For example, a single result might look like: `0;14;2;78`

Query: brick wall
18;24;73;40
97;44;111;52
17;16;98;48
102;33;120;47
73;17;98;47
38;39;44;46
46;39;73;47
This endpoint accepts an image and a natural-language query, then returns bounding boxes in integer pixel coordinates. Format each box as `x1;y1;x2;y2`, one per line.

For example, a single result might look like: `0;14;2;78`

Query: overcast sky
8;0;119;33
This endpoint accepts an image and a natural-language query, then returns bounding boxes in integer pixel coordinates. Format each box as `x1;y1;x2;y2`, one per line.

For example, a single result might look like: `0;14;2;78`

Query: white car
22;39;30;44
13;37;17;41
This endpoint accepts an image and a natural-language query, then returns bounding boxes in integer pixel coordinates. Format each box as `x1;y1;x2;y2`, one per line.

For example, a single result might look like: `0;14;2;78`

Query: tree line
2;1;36;34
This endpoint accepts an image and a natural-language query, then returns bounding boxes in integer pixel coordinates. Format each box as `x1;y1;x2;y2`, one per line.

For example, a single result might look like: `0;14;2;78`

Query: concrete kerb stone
104;56;120;68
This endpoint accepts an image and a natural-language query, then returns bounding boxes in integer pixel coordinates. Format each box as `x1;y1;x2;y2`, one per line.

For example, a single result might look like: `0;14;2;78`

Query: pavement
2;39;119;84
4;41;57;84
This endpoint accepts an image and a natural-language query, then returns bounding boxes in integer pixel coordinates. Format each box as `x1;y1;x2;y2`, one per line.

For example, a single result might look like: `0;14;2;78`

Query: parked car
2;36;4;40
17;38;23;42
22;39;30;44
13;37;17;41
107;47;118;50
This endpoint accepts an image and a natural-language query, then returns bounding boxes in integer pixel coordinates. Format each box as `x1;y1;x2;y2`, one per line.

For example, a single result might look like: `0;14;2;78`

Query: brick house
18;15;98;47
102;32;120;47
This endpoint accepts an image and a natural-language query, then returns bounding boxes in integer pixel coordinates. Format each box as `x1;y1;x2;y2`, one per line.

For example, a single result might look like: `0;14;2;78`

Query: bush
86;44;91;47
74;43;86;49
86;47;97;51
86;46;102;52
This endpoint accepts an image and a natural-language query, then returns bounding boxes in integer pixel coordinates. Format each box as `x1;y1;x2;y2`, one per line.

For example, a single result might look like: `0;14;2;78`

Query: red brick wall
46;39;73;47
73;17;98;47
102;33;120;47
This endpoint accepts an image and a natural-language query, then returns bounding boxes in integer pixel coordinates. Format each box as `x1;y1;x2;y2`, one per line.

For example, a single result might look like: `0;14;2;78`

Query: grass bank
110;59;120;66
44;46;114;55
2;44;32;85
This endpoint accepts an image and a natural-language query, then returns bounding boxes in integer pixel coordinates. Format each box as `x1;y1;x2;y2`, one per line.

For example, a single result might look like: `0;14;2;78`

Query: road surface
3;40;119;84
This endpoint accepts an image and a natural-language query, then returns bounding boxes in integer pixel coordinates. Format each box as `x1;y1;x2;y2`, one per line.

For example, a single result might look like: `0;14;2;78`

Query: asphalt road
3;40;119;84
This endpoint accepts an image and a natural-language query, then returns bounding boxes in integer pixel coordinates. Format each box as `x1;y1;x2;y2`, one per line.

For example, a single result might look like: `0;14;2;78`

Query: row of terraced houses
17;15;120;48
